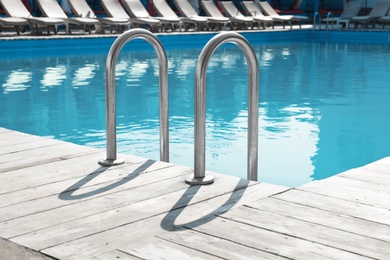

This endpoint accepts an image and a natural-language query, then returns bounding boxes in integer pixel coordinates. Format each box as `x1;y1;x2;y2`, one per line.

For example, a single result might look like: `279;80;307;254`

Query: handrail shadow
160;178;250;231
58;159;155;200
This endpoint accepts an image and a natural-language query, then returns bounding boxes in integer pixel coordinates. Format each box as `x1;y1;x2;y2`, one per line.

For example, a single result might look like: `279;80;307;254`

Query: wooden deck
1;127;390;259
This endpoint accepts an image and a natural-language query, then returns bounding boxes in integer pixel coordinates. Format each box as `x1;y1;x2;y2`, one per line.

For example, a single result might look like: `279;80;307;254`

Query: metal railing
185;32;259;185
313;12;319;30
325;12;334;30
99;28;169;166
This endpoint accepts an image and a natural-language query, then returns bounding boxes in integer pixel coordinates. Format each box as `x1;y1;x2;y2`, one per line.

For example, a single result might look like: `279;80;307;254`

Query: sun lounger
173;0;208;31
67;0;131;33
378;10;390;29
0;17;28;35
36;0;101;34
258;1;308;29
0;0;64;34
122;0;162;32
241;1;274;29
219;1;254;30
200;0;230;30
152;0;190;31
350;1;390;28
320;0;363;29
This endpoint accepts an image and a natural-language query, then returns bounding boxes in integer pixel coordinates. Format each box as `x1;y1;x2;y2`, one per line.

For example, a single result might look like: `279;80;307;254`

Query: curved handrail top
195;31;258;83
106;28;168;76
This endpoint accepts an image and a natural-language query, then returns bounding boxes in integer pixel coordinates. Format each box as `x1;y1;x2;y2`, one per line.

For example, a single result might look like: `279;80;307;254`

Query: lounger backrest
153;0;179;18
122;0;150;18
174;0;198;17
220;1;245;18
241;1;265;17
0;0;32;18
68;0;97;18
340;0;363;19
37;0;68;19
201;0;224;18
258;1;278;16
101;0;130;18
368;1;390;17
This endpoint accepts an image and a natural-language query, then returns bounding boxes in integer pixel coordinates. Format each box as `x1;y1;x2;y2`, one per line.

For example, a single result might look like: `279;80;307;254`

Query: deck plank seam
240;202;390;245
0;169;192;225
216;213;377;260
176;225;295;260
270;193;390;228
21;177;252;251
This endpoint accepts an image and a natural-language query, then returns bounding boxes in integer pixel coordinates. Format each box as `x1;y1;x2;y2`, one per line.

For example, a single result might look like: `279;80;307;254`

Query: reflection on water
2;70;32;93
1;41;390;187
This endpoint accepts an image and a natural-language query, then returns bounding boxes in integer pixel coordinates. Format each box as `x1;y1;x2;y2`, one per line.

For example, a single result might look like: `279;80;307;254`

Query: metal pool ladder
99;29;169;166
185;32;259;185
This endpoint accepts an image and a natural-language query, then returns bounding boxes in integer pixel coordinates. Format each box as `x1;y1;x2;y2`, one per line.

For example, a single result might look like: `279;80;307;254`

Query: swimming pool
1;30;390;187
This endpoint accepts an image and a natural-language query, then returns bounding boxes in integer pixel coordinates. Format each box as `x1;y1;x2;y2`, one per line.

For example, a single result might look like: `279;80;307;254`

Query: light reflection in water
1;41;390;187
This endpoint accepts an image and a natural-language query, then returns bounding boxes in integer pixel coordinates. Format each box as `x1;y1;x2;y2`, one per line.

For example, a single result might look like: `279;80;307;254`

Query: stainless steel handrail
326;12;333;30
313;12;319;30
99;28;169;166
185;32;259;185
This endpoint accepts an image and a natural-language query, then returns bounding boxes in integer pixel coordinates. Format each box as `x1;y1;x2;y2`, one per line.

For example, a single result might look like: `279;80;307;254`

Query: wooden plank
0;237;54;260
0;166;195;235
159;183;289;231
0;141;98;172
273;189;390;226
0;128;12;134
91;250;142;260
0;151;154;195
186;217;368;259
39;184;287;259
245;197;390;242
338;168;390;185
158;229;286;259
0;134;50;151
117;237;224;260
311;175;390;194
370;156;390;166
22;176;252;252
0;157;170;207
0;152;111;196
298;178;390;209
221;206;390;259
40;216;167;259
0;138;60;156
0;130;32;142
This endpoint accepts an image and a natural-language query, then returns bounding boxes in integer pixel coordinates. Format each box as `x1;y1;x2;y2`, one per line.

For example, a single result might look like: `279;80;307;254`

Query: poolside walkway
1;127;390;259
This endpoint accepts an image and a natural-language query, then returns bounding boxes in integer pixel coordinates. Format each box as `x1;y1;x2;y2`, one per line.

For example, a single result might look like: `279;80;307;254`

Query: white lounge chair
122;0;162;32
378;10;390;29
200;0;230;30
0;17;28;35
151;0;185;31
220;1;254;30
36;0;101;34
67;0;131;33
258;1;308;29
0;0;64;34
350;1;390;28
241;1;274;29
320;0;363;29
173;0;208;31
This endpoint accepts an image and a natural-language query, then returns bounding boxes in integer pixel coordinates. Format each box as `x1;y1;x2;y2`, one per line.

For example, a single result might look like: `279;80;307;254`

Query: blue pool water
1;32;390;187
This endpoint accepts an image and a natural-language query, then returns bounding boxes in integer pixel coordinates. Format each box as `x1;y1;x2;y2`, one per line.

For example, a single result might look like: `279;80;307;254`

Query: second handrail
186;32;259;185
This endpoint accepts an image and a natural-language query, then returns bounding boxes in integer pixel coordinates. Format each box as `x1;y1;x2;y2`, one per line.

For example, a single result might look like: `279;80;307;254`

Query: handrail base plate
98;158;125;166
185;174;214;185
